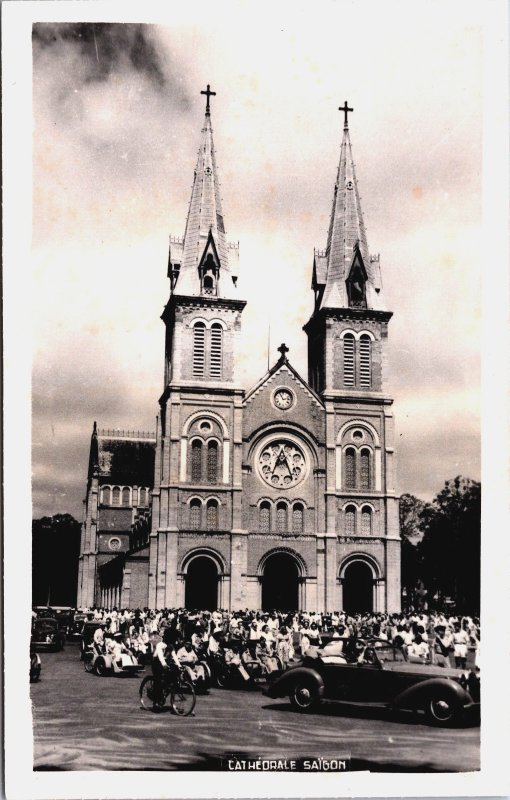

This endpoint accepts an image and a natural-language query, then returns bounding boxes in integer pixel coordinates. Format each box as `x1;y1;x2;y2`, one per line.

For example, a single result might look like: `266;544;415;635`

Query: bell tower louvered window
207;440;218;484
206;500;219;531
192;322;206;377
343;334;355;387
112;486;120;505
190;499;201;530
276;502;288;533
191;440;203;482
210;324;223;379
361;506;372;535
360;448;371;490
344;448;356;489
259;502;271;533
122;487;130;506
345;505;356;536
292;503;304;534
359;335;371;388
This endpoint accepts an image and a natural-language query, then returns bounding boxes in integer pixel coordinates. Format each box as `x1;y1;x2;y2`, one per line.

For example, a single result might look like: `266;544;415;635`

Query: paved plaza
30;644;479;772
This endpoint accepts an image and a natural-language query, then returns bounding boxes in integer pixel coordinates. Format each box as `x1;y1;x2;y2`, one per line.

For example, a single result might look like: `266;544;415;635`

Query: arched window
101;486;111;505
360;448;371;490
259;502;271;533
190;499;201;530
122;487;130;506
345;504;356;536
139;488;147;506
359;335;371;388
191;440;203;482
344;448;356;489
192;322;206;377
276;502;288;533
207;440;218;484
206;499;219;531
112;486;120;505
343;334;355;387
210;324;223;379
361;506;372;535
292;503;304;534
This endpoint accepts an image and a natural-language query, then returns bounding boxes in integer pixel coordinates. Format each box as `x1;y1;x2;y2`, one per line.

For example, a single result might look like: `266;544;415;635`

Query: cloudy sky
29;3;484;520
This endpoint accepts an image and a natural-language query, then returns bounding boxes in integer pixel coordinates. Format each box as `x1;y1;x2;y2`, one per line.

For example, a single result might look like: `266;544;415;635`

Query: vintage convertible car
264;639;480;725
31;617;66;652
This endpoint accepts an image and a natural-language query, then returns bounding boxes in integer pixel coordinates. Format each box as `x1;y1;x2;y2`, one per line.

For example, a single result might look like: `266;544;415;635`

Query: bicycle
139;669;196;716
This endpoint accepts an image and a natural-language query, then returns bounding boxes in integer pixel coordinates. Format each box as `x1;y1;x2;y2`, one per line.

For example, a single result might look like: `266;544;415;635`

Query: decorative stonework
257;440;306;489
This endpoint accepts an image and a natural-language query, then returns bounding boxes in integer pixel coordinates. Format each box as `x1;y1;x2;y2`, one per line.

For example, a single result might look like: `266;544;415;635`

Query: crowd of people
75;607;480;690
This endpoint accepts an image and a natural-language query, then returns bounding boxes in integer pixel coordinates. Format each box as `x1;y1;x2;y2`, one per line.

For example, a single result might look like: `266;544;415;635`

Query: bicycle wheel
170;679;196;716
140;676;166;710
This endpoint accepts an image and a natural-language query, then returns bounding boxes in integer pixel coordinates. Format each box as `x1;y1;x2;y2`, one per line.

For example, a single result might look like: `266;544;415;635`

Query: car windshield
370;640;407;664
34;619;57;634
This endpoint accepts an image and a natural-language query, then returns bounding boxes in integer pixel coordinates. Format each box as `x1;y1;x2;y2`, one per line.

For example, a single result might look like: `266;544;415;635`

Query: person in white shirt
407;634;430;663
176;642;207;686
92;626;105;654
452;622;469;669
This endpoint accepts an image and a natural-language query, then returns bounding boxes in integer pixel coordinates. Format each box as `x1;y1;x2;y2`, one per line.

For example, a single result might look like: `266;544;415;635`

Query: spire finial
277;342;289;360
339;100;353;130
201;83;216;115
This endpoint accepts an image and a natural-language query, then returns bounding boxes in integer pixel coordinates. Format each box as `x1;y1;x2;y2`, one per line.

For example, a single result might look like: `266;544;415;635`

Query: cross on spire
339;100;353;129
201;84;216;115
277;342;289;360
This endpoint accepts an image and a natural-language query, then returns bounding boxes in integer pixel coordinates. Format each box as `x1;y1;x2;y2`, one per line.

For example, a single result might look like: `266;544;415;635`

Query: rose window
257;440;306;488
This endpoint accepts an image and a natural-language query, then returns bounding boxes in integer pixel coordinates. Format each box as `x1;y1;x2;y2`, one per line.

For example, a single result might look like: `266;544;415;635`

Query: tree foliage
32;513;81;606
417;476;481;612
400;477;481;613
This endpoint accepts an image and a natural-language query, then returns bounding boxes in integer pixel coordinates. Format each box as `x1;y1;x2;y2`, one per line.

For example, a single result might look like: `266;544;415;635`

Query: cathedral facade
77;92;401;613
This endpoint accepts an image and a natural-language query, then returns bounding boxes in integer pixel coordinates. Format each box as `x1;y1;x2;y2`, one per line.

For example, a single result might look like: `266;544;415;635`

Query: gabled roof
88;423;156;487
244;350;324;410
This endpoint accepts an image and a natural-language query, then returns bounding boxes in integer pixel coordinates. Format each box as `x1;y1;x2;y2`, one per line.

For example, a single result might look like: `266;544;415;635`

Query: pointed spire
319;103;384;311
170;86;239;299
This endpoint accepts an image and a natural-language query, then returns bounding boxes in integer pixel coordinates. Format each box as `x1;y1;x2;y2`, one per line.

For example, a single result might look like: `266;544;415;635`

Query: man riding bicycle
151;628;182;705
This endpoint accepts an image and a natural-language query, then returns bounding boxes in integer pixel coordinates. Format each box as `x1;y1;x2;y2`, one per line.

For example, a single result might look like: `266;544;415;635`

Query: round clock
273;389;293;410
257;439;306;488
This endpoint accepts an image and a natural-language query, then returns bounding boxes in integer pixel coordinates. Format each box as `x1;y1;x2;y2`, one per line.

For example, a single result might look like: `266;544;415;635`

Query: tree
32;514;81;607
399;493;429;609
417;476;481;613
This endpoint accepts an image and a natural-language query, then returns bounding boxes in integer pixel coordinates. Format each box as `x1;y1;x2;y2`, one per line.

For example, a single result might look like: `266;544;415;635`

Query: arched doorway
342;560;374;613
185;556;219;610
261;552;300;612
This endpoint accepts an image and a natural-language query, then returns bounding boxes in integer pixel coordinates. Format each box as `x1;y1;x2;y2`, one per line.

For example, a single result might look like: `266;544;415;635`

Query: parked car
68;612;88;641
31;617;66;652
264;638;480;726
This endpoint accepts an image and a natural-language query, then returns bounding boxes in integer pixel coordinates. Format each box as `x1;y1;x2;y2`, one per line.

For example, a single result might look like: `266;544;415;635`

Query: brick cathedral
77;90;401;613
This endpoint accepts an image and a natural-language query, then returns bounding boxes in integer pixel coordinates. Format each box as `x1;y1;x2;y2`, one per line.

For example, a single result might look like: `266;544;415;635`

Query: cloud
30;19;482;519
33;23;170;91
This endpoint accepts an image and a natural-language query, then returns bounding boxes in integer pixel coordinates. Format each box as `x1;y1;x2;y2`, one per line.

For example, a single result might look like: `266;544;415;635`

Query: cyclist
151;628;181;706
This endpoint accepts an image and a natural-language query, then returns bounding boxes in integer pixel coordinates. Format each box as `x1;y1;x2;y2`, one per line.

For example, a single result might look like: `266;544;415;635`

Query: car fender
265;666;325;699
394;677;471;711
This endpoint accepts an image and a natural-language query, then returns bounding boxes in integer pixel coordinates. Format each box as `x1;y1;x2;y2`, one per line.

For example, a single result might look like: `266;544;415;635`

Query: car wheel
289;679;319;712
84;653;95;673
215;670;228;689
426;693;459;725
94;657;108;677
